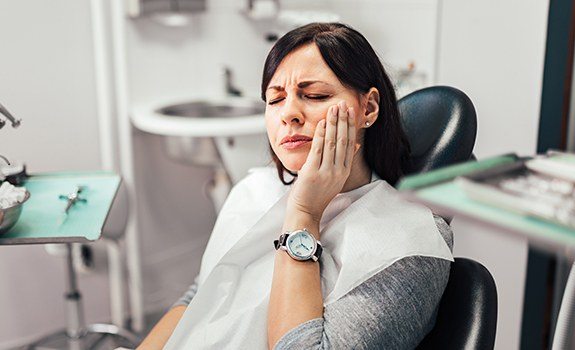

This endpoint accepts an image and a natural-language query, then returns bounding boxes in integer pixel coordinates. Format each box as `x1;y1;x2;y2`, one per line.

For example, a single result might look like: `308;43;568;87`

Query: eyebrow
266;80;332;91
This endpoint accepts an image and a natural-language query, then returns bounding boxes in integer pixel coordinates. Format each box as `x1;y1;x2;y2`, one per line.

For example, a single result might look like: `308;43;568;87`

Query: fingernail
349;107;355;119
340;101;347;110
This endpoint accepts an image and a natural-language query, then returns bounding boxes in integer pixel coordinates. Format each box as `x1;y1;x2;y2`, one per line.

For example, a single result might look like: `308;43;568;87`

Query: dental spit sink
159;100;264;119
131;97;268;167
131;97;266;137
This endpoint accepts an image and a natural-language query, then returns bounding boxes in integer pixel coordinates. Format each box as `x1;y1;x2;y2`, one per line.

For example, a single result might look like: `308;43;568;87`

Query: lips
280;134;313;150
281;134;313;145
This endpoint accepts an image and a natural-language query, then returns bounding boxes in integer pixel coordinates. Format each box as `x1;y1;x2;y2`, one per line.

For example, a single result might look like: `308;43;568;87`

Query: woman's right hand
286;100;360;226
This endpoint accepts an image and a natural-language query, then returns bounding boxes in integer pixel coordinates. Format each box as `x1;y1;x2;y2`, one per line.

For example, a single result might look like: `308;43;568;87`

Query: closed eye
267;94;330;105
306;95;330;101
268;97;284;105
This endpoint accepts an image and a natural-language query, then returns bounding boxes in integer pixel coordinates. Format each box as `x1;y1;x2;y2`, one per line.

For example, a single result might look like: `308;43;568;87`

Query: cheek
313;104;331;118
264;114;277;140
304;106;330;128
264;116;285;157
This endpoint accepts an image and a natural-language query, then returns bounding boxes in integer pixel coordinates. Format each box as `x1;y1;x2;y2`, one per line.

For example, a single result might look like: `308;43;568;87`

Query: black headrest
398;86;477;174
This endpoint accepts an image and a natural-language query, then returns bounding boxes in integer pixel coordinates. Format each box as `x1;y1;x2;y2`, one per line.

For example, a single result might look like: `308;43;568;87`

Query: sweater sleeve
172;275;200;309
273;215;453;350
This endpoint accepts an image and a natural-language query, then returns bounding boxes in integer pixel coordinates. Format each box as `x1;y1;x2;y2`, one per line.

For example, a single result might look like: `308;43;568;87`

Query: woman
139;22;453;350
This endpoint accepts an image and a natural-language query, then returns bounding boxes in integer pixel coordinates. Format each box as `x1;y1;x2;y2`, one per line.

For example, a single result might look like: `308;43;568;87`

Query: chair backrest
398;86;477;174
397;87;496;348
417;258;498;350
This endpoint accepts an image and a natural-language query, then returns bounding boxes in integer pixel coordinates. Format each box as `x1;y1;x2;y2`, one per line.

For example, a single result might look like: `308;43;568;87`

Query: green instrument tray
0;171;121;245
399;155;575;253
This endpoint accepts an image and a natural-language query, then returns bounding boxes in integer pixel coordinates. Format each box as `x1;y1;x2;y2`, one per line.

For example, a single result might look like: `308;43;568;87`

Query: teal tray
0;171;121;245
399;155;575;254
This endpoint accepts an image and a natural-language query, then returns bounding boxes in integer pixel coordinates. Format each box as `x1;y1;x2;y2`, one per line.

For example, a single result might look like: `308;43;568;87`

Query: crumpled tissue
0;181;27;208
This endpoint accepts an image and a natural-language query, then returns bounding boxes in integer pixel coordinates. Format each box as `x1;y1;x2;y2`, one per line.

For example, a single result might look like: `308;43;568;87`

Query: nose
280;95;304;125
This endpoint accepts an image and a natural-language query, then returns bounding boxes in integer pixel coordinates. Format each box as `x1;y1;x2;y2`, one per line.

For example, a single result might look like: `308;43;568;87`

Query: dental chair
397;86;498;349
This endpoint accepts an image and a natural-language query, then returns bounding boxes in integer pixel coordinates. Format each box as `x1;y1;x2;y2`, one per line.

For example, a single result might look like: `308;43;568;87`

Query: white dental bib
165;167;453;349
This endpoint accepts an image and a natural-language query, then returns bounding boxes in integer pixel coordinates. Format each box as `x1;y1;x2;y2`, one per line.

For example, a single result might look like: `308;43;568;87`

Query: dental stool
27;184;139;350
398;86;498;349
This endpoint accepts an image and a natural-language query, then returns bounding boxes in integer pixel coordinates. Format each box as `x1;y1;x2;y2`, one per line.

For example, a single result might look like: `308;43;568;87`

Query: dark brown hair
261;22;410;186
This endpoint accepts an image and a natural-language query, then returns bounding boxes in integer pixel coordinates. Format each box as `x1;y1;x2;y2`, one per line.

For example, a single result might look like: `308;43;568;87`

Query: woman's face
264;43;367;172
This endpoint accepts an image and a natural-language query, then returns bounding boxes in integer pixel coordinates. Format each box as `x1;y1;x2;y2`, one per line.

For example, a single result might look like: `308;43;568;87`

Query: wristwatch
274;228;323;262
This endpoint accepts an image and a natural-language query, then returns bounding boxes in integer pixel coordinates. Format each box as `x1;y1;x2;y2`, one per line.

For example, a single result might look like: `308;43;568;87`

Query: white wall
437;0;548;159
437;1;550;348
331;0;439;84
0;1;111;348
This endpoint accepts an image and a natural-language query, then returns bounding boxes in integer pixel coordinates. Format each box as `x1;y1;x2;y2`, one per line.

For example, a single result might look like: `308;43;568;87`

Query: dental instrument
0;101;21;129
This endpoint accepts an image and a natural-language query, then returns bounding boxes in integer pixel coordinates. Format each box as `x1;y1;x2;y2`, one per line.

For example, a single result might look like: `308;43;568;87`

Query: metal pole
110;0;146;332
64;243;85;350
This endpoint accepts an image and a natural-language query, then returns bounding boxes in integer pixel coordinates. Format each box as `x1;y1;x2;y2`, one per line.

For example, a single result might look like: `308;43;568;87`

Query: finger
344;106;357;168
321;104;338;169
335;101;348;167
303;118;326;170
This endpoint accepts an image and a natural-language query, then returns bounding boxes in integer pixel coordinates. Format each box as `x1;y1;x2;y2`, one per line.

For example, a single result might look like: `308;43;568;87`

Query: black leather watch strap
273;233;289;250
314;244;323;261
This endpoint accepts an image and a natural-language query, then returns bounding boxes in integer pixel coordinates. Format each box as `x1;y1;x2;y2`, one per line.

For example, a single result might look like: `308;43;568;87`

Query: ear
362;87;379;128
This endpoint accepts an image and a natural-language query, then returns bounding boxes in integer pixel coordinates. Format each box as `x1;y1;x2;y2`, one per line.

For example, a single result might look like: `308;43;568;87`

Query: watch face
287;230;315;260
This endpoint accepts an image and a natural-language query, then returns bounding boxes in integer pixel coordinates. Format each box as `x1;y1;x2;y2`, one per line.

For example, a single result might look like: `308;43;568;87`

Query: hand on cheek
287;100;361;226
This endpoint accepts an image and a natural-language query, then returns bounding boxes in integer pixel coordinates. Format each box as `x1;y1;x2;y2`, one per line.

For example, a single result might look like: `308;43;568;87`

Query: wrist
287;201;323;224
275;247;319;265
282;210;321;239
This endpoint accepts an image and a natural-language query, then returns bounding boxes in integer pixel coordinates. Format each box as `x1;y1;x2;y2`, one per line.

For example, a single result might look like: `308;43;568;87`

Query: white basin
131;97;271;187
131;97;266;137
